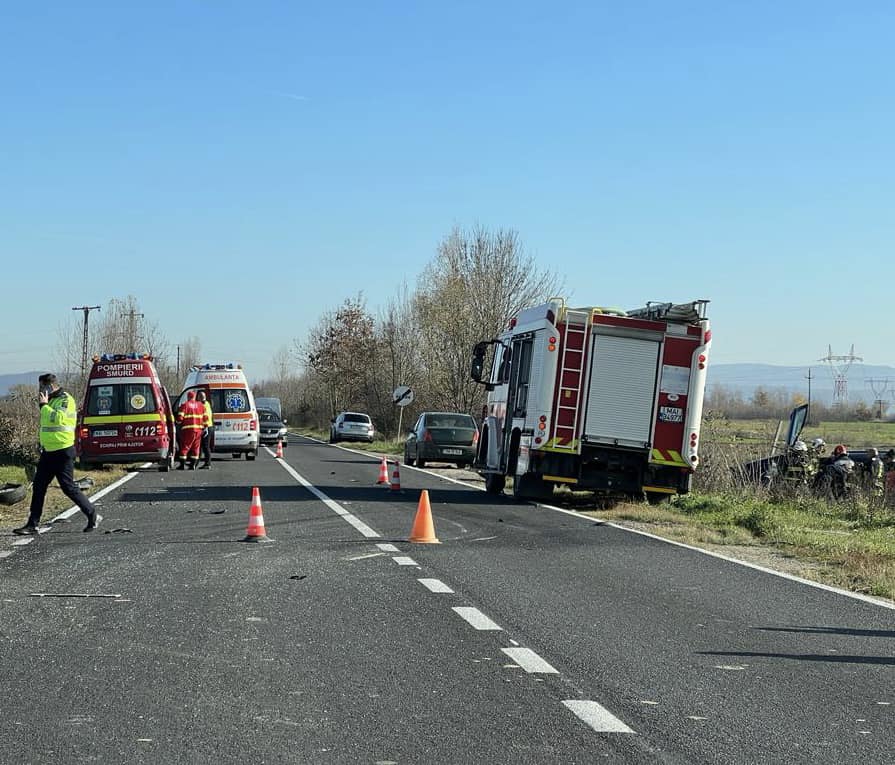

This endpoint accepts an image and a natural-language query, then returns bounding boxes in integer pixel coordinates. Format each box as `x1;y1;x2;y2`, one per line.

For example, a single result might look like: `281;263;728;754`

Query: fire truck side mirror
471;342;487;383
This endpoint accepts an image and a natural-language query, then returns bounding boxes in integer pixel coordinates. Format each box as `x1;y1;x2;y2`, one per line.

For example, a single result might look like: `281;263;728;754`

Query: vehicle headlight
278;427;287;436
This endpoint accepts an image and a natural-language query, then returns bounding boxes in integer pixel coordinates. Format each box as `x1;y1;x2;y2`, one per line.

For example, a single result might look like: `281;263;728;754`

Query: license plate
92;429;118;437
442;448;463;456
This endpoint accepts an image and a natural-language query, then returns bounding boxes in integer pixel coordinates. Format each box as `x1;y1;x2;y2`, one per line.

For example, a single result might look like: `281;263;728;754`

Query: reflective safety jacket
177;399;206;430
40;390;77;451
202;401;213;428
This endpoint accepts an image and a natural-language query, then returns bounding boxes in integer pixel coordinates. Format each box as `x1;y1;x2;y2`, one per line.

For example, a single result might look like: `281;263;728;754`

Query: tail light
157;420;167;436
423;429;433;442
79;427;89;439
472;430;479;445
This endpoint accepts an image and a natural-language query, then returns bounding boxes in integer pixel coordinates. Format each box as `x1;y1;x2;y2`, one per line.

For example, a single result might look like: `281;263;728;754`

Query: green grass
705;416;895;450
590;491;895;601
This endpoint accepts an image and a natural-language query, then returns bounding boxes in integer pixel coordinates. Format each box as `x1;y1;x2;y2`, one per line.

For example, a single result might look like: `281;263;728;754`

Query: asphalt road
1;436;892;764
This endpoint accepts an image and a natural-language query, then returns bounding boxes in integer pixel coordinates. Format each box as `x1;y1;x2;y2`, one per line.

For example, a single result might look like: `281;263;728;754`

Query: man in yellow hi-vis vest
13;373;101;535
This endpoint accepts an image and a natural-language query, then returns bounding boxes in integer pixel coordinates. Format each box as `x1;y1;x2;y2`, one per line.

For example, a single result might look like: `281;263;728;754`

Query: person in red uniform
176;390;205;470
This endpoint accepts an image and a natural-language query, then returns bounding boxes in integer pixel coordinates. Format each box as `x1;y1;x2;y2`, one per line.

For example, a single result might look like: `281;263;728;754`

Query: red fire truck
471;298;711;503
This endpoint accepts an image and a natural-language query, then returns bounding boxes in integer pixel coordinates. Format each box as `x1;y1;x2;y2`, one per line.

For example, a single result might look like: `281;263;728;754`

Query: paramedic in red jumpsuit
176;391;205;469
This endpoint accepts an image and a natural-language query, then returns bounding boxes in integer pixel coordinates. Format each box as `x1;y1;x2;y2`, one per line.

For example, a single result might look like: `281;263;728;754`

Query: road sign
393;385;414;407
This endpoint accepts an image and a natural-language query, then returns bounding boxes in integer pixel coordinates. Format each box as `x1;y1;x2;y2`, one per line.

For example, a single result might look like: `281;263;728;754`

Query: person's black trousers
28;446;96;526
201;427;214;465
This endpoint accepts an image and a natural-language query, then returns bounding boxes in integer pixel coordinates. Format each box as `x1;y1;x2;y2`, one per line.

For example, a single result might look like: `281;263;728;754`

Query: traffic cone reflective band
409;490;440;544
390;460;402;491
275;440;284;459
376;455;389;484
242;486;273;543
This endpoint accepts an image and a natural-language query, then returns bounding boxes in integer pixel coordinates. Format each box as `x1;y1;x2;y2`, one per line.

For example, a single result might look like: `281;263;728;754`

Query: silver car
330;412;375;443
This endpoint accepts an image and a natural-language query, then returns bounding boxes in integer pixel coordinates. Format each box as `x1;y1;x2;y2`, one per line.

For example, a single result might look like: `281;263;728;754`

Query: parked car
330;412;375;443
258;408;288;447
404;412;479;468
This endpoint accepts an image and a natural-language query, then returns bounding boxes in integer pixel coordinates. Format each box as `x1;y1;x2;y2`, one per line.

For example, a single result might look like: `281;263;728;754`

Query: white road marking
51;465;147;522
296;433;895;612
453;607;503;631
276;460;380;538
501;647;558;673
418;578;454;593
11;539;34;547
376;543;400;552
348;552;386;561
563;700;634;733
393;556;418;566
471;536;498;542
0;551;13;558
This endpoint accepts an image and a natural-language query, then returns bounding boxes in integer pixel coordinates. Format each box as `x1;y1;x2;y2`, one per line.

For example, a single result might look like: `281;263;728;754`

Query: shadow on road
755;626;895;639
700;650;895;666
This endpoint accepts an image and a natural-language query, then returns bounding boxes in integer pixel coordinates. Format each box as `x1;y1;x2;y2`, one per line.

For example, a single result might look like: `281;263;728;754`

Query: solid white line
419;578;454;594
501;647;558;673
393;556;418;566
276;459;380;539
453;606;502;631
376;543;400;552
11;538;34;547
563;700;634;733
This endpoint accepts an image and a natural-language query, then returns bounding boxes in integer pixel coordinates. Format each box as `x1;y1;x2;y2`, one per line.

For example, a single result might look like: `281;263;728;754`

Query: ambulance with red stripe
76;353;177;471
175;363;260;460
471;298;711;503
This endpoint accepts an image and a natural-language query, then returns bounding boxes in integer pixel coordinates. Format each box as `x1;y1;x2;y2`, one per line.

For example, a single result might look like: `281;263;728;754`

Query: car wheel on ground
417;459;426;468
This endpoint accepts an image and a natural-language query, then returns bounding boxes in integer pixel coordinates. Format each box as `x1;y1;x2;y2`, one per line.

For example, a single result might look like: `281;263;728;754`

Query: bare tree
415;224;561;412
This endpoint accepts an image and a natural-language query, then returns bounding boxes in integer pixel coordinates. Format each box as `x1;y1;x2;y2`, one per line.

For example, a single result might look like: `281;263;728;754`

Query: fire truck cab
471;298;711;503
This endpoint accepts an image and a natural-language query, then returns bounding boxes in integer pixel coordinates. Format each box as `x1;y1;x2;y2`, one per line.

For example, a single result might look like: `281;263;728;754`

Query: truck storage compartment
583;333;660;449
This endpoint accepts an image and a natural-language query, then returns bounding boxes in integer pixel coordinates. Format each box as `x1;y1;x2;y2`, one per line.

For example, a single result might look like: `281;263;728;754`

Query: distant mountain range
707;363;895;405
0;372;42;397
3;364;894;405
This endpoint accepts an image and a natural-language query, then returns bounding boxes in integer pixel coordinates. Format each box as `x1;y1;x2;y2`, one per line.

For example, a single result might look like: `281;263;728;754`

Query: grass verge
584;492;895;602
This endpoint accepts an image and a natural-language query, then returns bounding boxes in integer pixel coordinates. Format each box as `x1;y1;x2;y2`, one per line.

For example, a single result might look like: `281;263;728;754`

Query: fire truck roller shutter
583;332;661;449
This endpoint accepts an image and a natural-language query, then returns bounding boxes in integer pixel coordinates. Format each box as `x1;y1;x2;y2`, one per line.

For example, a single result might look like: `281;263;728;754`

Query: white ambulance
175;363;260;460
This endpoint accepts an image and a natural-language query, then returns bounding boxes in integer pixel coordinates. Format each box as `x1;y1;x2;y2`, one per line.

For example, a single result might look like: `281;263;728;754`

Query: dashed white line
453;607;503;631
501;647;558;673
0;550;13;559
393;556;418;566
562;700;634;733
11;539;34;547
376;543;400;552
418;578;454;594
276;460;380;538
347;552;386;561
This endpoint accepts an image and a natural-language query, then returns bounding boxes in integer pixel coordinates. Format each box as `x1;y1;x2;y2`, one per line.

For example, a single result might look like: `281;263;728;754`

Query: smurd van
176;363;259;460
77;353;177;471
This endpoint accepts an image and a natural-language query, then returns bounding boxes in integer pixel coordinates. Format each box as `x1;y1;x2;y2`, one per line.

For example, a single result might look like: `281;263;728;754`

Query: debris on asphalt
289;575;307;580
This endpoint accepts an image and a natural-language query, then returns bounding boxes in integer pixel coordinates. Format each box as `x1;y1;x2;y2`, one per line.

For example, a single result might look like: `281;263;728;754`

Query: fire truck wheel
404;451;416;467
645;491;671;505
484;473;506;495
246;451;257;461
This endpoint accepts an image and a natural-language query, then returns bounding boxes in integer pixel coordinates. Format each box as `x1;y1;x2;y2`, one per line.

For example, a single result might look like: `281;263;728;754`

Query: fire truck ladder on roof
551;308;590;450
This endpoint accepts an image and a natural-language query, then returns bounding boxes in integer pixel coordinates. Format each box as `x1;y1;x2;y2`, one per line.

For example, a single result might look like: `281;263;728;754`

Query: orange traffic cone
275;440;284;459
390;460;402;491
376;455;389;484
409;490;440;544
242;486;273;543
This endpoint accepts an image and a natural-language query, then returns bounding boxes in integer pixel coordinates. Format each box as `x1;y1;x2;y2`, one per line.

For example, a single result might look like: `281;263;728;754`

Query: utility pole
71;305;101;375
867;378;890;420
125;310;145;351
804;367;812;415
176;345;181;377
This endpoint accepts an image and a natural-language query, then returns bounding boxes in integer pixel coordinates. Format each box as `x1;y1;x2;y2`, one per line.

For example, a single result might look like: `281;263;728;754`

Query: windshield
258;409;280;422
343;414;370;423
210;388;252;414
87;383;158;416
424;414;476;429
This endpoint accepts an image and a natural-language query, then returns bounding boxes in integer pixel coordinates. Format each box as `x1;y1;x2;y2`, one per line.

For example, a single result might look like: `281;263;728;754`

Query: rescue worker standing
865;447;884;499
13;373;101;535
176;391;205;470
197;390;214;469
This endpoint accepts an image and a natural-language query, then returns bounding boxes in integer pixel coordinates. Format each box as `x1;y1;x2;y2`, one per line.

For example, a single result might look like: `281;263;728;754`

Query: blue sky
1;1;892;379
